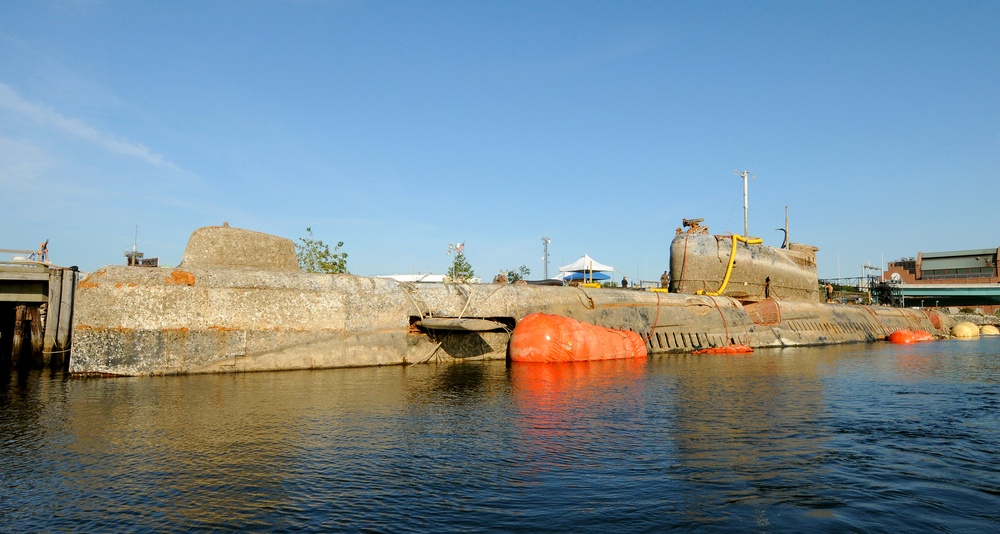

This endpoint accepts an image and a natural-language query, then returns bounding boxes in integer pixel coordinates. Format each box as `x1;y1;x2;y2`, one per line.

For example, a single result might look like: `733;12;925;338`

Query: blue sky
2;1;998;281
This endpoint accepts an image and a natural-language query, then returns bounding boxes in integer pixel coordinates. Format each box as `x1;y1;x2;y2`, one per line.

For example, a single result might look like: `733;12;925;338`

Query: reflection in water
1;339;999;531
60;371;387;530
663;351;837;527
509;359;651;471
506;359;679;529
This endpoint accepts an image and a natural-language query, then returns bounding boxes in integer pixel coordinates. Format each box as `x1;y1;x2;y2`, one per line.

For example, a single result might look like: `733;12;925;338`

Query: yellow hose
697;234;763;296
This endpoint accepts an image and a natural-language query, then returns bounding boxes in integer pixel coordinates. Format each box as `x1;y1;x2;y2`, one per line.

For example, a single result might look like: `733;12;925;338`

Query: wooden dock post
8;304;45;368
43;267;78;369
29;305;43;367
11;304;26;367
2;258;78;370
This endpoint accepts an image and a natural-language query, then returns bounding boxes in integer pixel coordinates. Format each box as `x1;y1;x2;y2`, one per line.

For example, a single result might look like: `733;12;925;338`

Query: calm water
2;339;999;532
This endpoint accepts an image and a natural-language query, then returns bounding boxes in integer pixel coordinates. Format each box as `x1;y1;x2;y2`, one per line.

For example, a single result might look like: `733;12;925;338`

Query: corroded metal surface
181;223;300;272
669;232;819;302
743;299;952;348
69;224;955;376
71;263;749;375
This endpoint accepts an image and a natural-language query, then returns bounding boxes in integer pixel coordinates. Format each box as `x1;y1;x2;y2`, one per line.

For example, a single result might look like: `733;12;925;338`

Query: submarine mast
735;169;755;237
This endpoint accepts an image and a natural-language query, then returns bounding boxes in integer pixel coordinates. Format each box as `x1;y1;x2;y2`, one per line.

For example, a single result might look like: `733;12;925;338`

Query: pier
0;251;79;370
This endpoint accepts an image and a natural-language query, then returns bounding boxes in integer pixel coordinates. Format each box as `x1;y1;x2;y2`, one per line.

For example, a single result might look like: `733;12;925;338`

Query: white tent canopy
559;254;614;273
553;271;611;282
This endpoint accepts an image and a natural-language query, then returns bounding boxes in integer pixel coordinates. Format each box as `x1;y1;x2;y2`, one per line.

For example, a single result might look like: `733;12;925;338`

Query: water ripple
2;339;1000;531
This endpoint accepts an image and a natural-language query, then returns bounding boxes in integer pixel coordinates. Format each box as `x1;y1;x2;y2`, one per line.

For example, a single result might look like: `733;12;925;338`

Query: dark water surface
2;339;999;532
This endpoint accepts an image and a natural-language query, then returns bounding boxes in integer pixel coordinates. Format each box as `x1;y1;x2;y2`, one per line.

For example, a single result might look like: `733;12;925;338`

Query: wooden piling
12;304;25;367
28;305;43;367
43;267;78;369
9;304;45;368
2;262;78;370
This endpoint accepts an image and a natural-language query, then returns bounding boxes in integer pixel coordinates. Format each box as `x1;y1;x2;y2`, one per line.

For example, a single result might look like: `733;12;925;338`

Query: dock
1;250;79;369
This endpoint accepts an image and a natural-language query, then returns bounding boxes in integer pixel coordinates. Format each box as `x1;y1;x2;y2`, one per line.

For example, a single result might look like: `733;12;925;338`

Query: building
881;247;1000;312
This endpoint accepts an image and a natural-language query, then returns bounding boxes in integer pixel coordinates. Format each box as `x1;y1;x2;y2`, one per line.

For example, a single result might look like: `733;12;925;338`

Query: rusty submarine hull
69;222;953;376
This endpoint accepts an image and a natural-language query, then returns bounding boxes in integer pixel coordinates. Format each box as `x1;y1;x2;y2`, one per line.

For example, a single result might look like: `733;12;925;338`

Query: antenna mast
734;170;755;237
541;236;551;279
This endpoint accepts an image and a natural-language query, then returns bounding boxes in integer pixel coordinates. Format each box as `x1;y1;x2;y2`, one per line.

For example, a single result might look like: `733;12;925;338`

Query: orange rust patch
163;327;191;333
208;325;240;332
73;325;142;332
166;270;196;286
77;270;105;289
925;309;943;330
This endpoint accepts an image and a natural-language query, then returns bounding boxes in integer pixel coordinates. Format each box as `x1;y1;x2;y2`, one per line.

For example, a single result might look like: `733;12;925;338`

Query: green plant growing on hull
504;265;531;282
296;227;348;274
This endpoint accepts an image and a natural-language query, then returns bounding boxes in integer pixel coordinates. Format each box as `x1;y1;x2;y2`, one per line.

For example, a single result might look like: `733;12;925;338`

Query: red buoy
509;313;648;363
889;329;935;343
913;330;934;342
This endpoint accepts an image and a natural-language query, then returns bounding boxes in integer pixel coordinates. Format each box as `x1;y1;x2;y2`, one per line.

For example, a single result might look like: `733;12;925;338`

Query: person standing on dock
621;276;628;288
33;240;48;263
660;271;669;288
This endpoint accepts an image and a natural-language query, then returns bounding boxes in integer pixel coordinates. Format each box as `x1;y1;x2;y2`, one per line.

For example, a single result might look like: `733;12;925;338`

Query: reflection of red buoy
889;329;934;343
692;344;754;355
509;313;647;363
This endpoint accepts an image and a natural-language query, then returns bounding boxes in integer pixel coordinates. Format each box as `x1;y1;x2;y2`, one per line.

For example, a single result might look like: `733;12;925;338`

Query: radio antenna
734;170;756;237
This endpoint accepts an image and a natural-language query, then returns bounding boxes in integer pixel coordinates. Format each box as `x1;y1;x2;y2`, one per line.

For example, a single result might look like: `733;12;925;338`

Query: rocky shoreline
945;312;1000;326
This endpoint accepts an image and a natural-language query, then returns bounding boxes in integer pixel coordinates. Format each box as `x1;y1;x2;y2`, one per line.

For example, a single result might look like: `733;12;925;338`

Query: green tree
296;227;348;273
447;251;475;282
504;264;531;282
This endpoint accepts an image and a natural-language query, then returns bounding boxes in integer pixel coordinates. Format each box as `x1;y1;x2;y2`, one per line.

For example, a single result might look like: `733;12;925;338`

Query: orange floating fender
889;329;935;343
509;313;648;363
913;330;934;342
889;330;915;343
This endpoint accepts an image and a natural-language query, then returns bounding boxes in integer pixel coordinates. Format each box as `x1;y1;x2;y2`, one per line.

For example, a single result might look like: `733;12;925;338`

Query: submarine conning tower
668;218;820;303
180;222;300;272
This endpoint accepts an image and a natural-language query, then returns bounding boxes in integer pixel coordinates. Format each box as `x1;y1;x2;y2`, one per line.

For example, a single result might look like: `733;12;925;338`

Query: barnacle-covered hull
69;224;953;376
